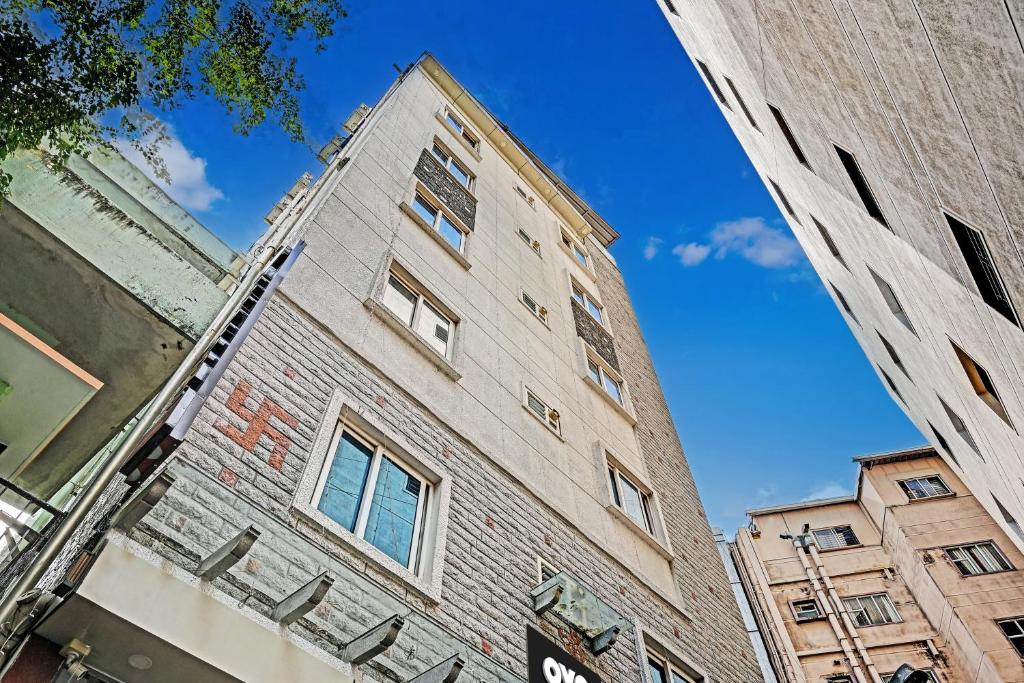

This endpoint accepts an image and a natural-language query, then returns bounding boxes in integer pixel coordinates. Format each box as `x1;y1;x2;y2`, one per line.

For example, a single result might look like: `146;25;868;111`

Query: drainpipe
793;540;869;683
808;544;883;683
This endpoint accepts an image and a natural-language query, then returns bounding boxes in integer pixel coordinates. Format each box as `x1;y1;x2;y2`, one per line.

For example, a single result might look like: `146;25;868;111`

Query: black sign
527;627;602;683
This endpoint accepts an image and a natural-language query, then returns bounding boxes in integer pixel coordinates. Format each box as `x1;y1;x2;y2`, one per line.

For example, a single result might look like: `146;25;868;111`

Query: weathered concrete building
733;446;1024;683
657;2;1024;553
2;56;762;682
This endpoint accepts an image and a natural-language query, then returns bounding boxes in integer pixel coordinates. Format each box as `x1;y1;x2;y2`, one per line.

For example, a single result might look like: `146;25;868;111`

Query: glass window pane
437;214;464;251
603;374;623;403
415;300;451;356
445;112;463;132
608;468;621;506
362;456;422;567
527;392;546;418
671;672;694;683
413;194;438;226
586;298;604;323
587;358;602;384
571;285;585;305
620;476;649;530
431;144;449;166
573;244;588;267
318;431;373;531
383;275;417;325
649;659;668;683
449;160;471;188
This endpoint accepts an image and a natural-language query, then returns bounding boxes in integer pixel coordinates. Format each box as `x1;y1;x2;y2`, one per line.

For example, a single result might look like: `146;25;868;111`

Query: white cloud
802;482;853;502
672;242;711;267
709;216;804;268
643;236;663;260
115;121;225;212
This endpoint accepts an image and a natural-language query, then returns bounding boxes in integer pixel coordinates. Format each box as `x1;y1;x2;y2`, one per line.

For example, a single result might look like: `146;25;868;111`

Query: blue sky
135;0;924;532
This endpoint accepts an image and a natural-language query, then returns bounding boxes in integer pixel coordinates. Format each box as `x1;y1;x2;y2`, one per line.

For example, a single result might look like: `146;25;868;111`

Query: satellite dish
888;664;932;683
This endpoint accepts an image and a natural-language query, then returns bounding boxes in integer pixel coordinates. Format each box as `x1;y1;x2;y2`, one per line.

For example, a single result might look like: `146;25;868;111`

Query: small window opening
834;145;889;229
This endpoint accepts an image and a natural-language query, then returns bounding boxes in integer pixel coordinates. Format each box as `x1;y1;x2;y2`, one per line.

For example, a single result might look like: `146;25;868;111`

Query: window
588;356;624;404
870;269;916;334
993;495;1024;544
571;281;604;325
520;289;548;323
946;212;1018;325
647;652;699;683
525;387;561;436
608;464;654;533
431;143;473;190
663;0;679;15
940;397;982;457
315;424;429;571
878;333;910;379
880;367;905;404
813;525;859;550
768;104;810;168
830;283;859;325
842;593;901;627
999;617;1024;657
411;191;467;253
560;228;590;268
517;227;541;255
792;599;823;622
695;61;731;109
898;475;950;500
945;541;1012;576
382;271;454;358
834;145;888;228
951;341;1013;427
444;108;479;151
723;76;759;130
515;184;536;207
928;422;959;468
768;179;800;223
537;558;558;584
813;217;846;267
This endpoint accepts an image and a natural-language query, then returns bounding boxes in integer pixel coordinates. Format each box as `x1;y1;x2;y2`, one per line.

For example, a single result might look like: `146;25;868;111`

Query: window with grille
792;599;822;622
842;593;900;627
951;341;1013;428
411;191;467;253
813;525;859;549
834;145;889;229
517;227;541;255
944;541;1012;576
768;104;810;168
946;212;1018;326
695;60;730;110
520;290;548;324
898;476;951;500
813;217;846;267
999;617;1024;657
723;76;759;130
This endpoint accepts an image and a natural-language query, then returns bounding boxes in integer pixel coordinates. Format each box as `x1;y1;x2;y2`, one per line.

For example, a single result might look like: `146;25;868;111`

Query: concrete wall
656;0;1024;556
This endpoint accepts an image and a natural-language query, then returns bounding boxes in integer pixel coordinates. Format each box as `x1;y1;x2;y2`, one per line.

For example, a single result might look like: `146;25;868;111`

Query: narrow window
878;332;910;379
561;228;590;268
723;76;759;130
928;422;959;468
879;367;905;404
768;179;800;223
520;290;548;323
828;677;853;683
834;145;889;229
444;109;480;151
431;143;473;190
993;495;1024;543
842;593;901;626
813;217;846;267
951;341;1013;427
515;184;535;207
382;271;454;358
999;617;1024;657
830;283;859;325
587;356;624;405
944;541;1012;576
870;269;916;335
663;0;679;15
792;599;822;621
939;396;982;457
316;425;429;571
768;104;810;168
571;282;605;325
946;213;1018;326
411;191;466;253
525;388;561;436
608;465;654;533
516;227;541;255
813;525;859;549
898;475;951;500
695;60;731;109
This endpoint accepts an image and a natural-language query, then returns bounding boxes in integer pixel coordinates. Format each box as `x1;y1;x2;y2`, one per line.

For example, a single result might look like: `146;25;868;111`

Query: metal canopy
529;571;632;655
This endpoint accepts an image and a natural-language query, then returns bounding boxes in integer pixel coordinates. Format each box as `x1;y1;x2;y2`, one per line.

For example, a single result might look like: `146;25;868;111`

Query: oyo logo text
543;657;588;683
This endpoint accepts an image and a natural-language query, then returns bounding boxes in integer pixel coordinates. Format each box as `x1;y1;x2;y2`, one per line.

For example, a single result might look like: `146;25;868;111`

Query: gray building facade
657;1;1024;552
4;55;761;682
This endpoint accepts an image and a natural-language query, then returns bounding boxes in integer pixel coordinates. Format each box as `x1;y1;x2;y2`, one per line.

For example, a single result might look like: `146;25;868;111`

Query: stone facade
413;148;477;230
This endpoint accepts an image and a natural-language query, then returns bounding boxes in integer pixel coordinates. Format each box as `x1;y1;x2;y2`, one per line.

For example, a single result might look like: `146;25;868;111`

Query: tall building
658;2;1024;550
0;55;761;682
732;446;1024;683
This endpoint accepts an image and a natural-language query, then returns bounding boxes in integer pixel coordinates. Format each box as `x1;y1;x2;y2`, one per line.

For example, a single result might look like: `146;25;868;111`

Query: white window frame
596;445;673;559
841;592;901;627
998;616;1024;657
516;226;542;256
943;541;1013;576
645;648;703;683
515;184;536;208
570;278;606;326
519;288;549;325
524;386;562;437
560;226;590;269
382;269;455;359
897;475;952;501
430;139;474;191
791;598;823;622
812;525;860;550
409;187;470;255
442;107;480;152
587;354;624;405
608;463;655;534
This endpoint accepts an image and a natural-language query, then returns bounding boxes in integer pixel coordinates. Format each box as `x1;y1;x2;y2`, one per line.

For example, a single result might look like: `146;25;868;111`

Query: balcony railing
0;477;65;590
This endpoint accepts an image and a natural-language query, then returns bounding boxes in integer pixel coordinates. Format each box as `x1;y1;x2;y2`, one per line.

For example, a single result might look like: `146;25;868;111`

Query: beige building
657;1;1024;554
732;446;1024;683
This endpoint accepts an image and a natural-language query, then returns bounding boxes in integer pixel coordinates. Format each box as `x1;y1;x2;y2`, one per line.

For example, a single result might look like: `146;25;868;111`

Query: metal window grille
945;542;1011;576
842;593;900;627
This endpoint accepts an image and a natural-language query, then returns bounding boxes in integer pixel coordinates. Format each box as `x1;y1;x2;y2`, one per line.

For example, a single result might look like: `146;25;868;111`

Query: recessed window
928;422;959;468
444;108;480;151
525;387;561;436
993;495;1024;544
792;599;823;622
768;179;800;223
607;464;653;533
842;593;901;627
723;76;759;130
314;424;429;571
695;60;731;110
870;269;916;334
515;184;536;207
878;332;910;379
813;525;859;550
998;617;1024;657
898;475;951;500
560;228;590;268
813;217;846;267
571;281;605;325
951;341;1013;427
587;354;624;405
517;227;541;255
647;651;699;683
520;289;548;324
946;212;1018;326
879;366;906;404
944;541;1012;576
382;271;454;358
830;283;859;325
939;396;982;457
431;143;473;190
663;0;679;15
767;104;810;168
834;145;889;229
411;191;467;253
